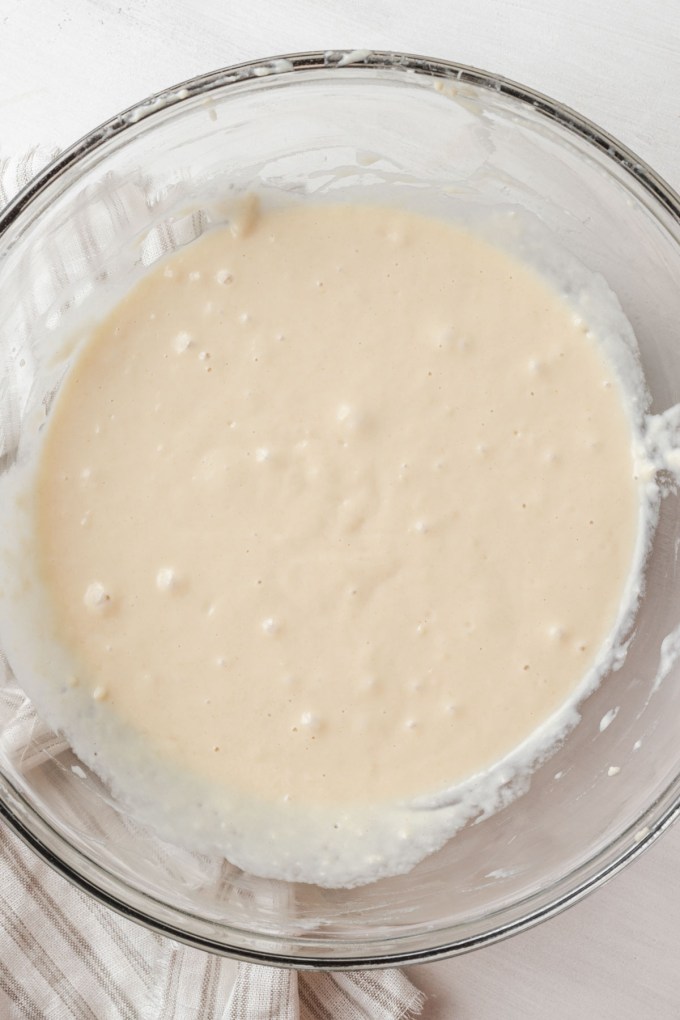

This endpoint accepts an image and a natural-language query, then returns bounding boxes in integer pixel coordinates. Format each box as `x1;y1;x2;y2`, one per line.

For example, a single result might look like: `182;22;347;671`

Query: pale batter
19;202;641;880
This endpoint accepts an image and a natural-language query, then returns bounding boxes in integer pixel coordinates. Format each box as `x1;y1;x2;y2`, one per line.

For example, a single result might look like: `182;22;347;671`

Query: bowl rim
2;773;679;969
1;47;680;968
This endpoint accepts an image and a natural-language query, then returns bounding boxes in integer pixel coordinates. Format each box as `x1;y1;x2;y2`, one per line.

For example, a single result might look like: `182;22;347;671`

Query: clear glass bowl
1;50;680;968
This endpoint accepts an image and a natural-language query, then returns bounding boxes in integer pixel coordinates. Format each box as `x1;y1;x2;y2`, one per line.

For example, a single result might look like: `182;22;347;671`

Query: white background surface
2;1;680;1016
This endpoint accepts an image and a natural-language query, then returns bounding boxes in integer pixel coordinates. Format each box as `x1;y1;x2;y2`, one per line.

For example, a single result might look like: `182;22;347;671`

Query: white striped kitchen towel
0;151;426;1020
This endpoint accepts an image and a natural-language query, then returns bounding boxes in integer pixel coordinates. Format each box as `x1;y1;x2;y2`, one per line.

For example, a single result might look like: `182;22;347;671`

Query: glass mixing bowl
1;50;680;968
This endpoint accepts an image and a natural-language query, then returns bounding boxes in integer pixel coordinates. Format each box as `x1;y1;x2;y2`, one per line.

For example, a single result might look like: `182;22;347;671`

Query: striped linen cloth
0;152;426;1020
1;818;424;1019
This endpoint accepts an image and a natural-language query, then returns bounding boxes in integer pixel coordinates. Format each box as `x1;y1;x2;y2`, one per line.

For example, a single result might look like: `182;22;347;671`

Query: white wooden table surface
2;1;680;1016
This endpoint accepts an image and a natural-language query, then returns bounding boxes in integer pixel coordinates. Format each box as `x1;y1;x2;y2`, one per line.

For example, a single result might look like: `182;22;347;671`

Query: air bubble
83;582;111;612
156;567;179;592
173;331;192;354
